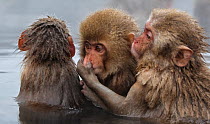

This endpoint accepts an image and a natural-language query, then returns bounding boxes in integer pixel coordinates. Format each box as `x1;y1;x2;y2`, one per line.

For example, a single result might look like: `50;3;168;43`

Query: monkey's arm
77;60;142;115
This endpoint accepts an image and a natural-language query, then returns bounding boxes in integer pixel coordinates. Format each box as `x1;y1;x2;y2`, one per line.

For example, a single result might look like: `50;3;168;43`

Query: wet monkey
17;17;87;108
78;9;139;108
77;9;210;123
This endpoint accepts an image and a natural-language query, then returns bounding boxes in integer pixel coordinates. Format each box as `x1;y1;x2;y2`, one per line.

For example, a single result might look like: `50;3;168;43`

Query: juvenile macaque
16;17;86;108
77;9;210;123
78;9;139;107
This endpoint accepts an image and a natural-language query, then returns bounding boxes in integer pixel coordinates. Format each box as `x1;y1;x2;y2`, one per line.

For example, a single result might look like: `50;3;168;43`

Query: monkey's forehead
149;8;208;54
149;8;203;35
79;9;139;39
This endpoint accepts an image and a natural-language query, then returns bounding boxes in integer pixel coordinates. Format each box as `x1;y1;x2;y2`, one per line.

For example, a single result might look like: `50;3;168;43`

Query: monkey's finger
77;59;92;74
80;80;85;86
77;59;83;66
81;89;86;94
86;62;92;69
76;59;86;74
84;62;95;74
77;61;90;83
81;89;88;99
82;84;86;89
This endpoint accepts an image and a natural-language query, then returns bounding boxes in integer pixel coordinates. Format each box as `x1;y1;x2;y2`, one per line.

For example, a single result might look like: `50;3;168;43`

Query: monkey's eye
146;31;152;40
85;42;91;50
95;45;105;53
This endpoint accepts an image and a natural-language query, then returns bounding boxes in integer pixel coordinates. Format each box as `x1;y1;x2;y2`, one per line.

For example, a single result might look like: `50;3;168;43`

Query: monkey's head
132;8;208;69
18;17;75;63
79;9;139;79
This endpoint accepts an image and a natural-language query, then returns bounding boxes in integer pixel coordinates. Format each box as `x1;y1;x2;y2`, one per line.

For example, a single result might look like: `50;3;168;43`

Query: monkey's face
83;41;106;74
131;22;154;59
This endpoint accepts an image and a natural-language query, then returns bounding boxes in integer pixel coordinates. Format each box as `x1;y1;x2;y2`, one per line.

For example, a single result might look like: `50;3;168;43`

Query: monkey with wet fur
78;9;139;108
17;17;87;109
77;9;210;123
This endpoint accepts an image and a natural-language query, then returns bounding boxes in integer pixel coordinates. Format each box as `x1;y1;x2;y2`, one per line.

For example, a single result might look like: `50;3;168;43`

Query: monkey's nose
133;39;138;44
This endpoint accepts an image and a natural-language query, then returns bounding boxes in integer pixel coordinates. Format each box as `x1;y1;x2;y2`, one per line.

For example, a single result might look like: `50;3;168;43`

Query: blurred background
0;0;210;124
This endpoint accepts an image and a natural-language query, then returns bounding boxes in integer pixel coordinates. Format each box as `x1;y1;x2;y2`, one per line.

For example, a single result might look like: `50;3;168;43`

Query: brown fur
79;9;139;95
131;9;210;120
133;9;210;122
77;8;210;123
16;17;86;109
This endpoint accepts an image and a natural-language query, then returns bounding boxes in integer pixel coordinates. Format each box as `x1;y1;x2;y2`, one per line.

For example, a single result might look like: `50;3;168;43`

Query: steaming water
0;0;210;124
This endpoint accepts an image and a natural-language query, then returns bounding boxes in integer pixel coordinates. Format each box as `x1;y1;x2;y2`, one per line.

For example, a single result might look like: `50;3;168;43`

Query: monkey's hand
77;59;100;88
81;80;98;101
80;80;108;110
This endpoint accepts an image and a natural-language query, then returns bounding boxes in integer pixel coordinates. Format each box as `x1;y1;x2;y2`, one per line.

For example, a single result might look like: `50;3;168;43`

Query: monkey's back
17;60;86;109
16;17;87;109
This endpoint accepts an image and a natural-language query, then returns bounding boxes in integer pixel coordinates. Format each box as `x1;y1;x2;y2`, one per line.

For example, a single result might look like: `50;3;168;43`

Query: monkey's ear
68;36;75;57
128;33;135;43
18;30;29;51
173;45;193;67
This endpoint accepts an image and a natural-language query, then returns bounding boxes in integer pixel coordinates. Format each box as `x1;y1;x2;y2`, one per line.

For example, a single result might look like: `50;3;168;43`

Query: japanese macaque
16;17;87;109
77;8;210;123
78;9;139;107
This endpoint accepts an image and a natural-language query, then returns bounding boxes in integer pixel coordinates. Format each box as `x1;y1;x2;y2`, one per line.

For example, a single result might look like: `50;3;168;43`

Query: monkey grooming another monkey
17;17;87;109
78;9;139;108
77;8;210;123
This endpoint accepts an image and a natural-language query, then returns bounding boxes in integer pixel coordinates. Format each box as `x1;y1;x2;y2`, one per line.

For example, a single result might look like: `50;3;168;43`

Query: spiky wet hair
79;8;139;79
22;16;71;63
150;8;209;57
